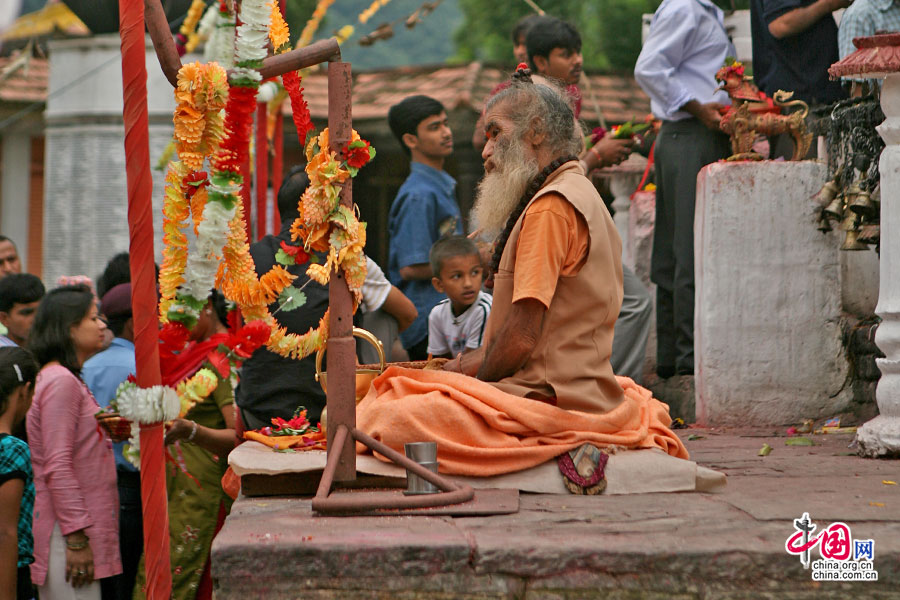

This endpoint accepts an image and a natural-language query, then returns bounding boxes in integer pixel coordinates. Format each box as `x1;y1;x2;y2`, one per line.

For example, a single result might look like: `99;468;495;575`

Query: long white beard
471;136;540;237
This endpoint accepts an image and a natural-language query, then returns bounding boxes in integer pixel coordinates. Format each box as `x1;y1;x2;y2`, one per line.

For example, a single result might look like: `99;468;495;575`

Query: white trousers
37;524;100;600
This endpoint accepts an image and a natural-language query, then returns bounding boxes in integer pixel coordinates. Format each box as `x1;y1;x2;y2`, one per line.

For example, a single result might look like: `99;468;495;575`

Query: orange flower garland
158;162;190;320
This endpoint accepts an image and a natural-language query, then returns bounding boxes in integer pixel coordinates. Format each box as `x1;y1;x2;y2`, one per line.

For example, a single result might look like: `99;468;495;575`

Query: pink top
26;364;121;585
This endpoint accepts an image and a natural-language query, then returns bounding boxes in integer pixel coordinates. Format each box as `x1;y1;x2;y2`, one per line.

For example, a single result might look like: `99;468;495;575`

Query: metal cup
404;442;439;495
404;441;437;462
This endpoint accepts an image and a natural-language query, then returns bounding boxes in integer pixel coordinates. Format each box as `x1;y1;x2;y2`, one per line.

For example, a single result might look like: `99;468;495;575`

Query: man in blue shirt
635;0;733;379
387;95;463;360
82;282;142;600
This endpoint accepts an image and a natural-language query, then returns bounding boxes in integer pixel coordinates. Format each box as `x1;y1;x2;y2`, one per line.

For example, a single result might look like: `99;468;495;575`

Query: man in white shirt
634;0;734;379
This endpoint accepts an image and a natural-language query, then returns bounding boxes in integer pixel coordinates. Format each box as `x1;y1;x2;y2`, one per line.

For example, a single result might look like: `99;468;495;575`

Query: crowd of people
0;2;891;599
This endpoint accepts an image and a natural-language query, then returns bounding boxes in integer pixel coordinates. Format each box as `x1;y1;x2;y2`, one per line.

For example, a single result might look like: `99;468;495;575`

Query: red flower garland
213;86;259;174
343;140;372;169
282;70;313;145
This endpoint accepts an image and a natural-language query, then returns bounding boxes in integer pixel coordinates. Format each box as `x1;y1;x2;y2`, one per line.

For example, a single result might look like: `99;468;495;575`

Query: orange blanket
356;366;688;476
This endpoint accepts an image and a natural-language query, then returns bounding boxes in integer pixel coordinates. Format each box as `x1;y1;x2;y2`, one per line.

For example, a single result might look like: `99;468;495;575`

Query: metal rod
313;424;349;500
325;60;357;482
144;0;342;88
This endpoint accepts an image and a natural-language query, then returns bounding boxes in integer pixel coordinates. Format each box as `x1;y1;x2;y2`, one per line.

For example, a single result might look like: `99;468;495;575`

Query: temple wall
695;161;855;426
43;34;175;286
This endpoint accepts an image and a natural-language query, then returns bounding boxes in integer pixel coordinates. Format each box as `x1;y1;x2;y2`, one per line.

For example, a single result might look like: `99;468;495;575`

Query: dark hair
512;13;542;45
526;16;582;70
106;315;129;338
97;252;130;298
277;165;309;223
210;289;230;328
0;347;38;415
429;236;480;278
387;95;446;156
28;284;96;376
0;236;16;248
0;273;45;312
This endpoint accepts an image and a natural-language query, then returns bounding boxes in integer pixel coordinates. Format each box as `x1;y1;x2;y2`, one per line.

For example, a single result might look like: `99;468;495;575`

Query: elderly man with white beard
441;66;625;413
355;67;686;484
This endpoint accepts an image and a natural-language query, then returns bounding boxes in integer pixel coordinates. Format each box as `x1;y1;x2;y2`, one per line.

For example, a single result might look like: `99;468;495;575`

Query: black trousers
652;118;730;374
104;470;143;600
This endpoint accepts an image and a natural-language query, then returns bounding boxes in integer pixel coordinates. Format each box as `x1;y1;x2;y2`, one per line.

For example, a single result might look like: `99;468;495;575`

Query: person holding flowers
26;285;121;599
134;291;241;600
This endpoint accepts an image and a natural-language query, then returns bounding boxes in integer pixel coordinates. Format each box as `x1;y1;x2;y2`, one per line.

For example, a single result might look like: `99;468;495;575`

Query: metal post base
311;425;475;515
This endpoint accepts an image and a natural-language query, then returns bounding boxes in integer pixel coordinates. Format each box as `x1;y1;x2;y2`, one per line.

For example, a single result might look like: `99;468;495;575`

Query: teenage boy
427;237;492;359
387;95;463;361
0;274;45;347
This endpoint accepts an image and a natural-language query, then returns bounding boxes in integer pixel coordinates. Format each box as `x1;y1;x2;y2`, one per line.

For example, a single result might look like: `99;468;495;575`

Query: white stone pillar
0;132;32;261
695;161;852;425
858;73;900;457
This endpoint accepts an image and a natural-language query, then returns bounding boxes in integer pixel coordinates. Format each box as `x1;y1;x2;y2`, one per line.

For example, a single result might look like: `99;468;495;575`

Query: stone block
840;247;880;318
695;161;853;426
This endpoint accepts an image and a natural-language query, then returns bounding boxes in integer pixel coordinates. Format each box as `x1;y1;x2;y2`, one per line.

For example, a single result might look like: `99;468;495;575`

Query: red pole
255;102;269;240
118;0;172;598
271;108;283;231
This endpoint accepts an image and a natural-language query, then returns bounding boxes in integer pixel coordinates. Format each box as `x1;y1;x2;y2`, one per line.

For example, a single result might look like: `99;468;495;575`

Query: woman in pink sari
26;285;121;599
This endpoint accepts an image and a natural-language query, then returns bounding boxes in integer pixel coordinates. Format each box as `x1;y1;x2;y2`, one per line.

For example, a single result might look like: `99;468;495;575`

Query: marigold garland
359;0;391;24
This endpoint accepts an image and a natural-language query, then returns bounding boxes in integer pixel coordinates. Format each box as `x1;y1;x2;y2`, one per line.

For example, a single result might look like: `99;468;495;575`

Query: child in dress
427;237;493;359
0;346;38;600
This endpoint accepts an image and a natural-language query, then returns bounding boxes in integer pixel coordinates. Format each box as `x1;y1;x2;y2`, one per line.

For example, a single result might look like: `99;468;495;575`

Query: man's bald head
0;237;21;279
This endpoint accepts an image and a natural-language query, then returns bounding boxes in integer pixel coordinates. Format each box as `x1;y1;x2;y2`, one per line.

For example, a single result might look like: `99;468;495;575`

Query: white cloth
634;0;735;121
37;524;101;600
360;256;392;314
427;291;493;357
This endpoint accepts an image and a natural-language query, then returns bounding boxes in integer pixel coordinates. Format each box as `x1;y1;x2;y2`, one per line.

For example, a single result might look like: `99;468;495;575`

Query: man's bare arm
380;286;417;332
768;0;849;39
398;263;433;281
476;298;546;381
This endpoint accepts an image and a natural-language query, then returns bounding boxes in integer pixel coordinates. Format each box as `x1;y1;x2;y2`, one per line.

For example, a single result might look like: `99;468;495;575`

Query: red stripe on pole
255;102;268;240
118;1;172;598
271;110;283;232
241;150;252;240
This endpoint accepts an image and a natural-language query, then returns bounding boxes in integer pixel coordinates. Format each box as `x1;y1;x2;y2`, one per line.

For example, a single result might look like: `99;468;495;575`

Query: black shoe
676;367;694;376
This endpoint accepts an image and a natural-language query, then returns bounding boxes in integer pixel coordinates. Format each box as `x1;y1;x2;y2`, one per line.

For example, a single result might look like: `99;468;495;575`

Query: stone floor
212;428;900;599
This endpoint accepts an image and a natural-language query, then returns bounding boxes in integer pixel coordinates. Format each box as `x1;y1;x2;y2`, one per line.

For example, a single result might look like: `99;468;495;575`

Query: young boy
427;237;492;359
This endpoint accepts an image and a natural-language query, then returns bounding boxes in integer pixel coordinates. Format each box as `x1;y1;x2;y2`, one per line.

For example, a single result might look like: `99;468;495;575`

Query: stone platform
212;428;900;599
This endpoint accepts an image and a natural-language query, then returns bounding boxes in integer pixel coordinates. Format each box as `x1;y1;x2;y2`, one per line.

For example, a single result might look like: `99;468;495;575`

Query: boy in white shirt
427;237;492;359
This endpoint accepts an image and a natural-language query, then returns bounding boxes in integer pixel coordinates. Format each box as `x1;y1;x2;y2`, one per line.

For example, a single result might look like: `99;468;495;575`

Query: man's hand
581;137;634;170
683;100;726;131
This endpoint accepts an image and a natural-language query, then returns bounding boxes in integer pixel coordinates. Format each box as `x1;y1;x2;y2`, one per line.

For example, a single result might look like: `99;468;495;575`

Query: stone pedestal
695;161;852;426
43;34;177;285
858;73;900;457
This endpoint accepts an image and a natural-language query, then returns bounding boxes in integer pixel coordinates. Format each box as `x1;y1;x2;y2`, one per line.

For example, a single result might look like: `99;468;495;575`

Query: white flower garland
180;197;236;316
116;382;181;424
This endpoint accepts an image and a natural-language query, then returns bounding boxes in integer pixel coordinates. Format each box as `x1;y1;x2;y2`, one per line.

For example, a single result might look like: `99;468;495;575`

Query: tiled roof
0;2;89;42
0;54;48;104
294;62;650;124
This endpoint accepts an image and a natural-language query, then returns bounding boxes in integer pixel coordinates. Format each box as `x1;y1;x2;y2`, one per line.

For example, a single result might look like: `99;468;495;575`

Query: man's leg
611;265;652;384
651;121;679;378
670;122;730;374
116;471;143;600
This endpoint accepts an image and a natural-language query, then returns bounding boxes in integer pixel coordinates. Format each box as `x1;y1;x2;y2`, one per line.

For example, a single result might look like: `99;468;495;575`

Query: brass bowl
314;327;386;403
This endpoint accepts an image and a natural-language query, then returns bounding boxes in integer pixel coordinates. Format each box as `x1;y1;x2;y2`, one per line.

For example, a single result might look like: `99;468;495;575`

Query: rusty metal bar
311;427;475;514
313;424;349;500
144;0;341;87
325;60;357;482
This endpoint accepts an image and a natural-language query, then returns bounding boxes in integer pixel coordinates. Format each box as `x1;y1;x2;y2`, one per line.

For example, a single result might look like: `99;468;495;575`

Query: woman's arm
165;405;236;458
0;478;23;600
35;372;93;535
